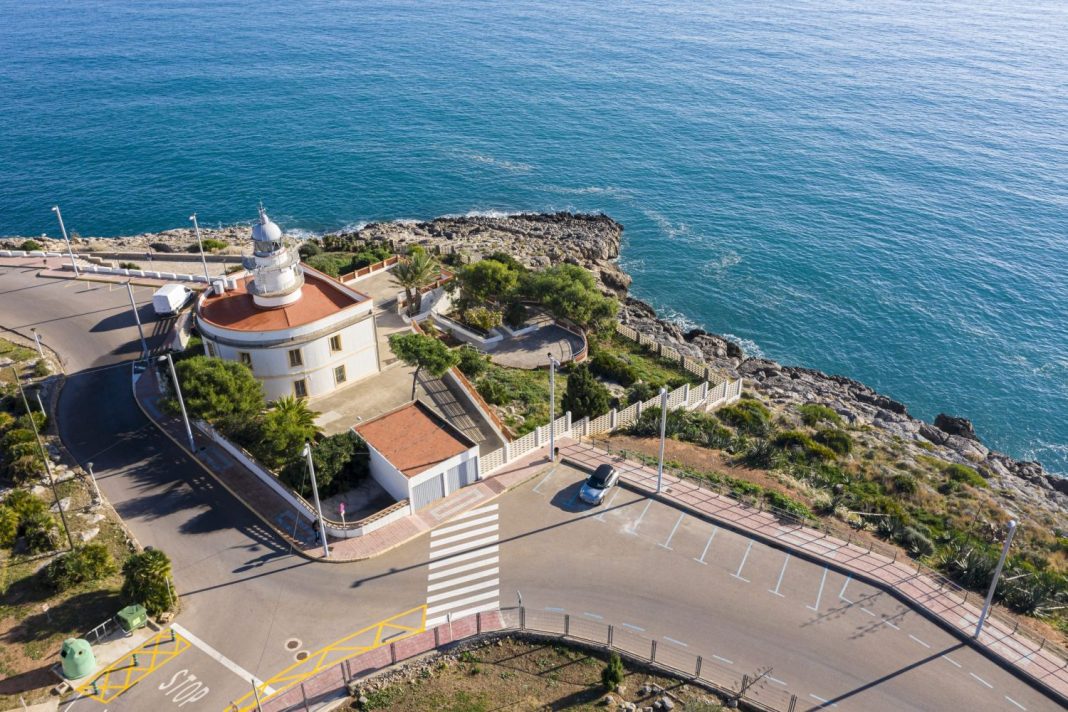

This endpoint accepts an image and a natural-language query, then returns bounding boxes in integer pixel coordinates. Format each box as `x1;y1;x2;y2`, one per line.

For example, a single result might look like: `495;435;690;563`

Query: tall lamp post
125;281;149;357
547;353;560;461
86;461;102;503
50;205;79;276
303;441;330;558
974;518;1018;639
159;354;195;451
189;213;212;285
656;386;669;493
30;328;44;357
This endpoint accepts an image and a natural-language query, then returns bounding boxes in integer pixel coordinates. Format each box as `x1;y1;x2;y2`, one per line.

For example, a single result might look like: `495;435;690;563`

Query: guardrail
339;255;400;283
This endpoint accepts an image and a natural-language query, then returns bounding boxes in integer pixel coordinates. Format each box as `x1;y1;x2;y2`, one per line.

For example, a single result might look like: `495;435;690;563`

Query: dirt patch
347;637;725;711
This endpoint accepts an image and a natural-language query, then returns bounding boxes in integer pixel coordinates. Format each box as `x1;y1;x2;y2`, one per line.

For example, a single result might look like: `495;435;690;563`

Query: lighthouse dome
252;207;283;244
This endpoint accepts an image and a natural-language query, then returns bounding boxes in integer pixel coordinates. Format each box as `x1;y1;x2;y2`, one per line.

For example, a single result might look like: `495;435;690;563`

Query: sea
1;1;1065;474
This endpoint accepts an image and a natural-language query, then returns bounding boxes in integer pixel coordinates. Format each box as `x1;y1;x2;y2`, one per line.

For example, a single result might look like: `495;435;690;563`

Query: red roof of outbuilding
354;401;475;478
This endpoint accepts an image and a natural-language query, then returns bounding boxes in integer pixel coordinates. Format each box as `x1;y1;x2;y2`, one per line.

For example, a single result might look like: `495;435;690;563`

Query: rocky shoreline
7;212;1064;519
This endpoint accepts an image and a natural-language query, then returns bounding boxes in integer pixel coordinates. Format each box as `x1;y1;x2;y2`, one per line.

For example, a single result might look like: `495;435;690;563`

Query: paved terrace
559;440;1068;705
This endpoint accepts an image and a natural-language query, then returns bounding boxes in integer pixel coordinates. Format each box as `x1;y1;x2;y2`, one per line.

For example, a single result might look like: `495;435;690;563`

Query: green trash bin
60;638;96;679
117;604;148;632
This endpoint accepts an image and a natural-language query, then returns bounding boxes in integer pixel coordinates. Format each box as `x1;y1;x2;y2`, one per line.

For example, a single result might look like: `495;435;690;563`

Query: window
288;349;303;367
238;352;252;368
334;365;347;384
293;379;308;398
329;334;342;353
206;341;217;357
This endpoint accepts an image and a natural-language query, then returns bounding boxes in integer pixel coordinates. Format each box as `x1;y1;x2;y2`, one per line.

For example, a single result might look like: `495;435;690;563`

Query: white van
152;284;194;317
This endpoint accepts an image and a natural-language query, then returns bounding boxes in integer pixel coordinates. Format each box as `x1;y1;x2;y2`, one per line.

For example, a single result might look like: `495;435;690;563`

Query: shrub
122;548;174;615
456;345;488;379
799;403;842;426
944;463;986;488
601;651;624;690
771;430;836;463
17;411;48;432
33;359;51;378
22;509;59;553
118;262;140;270
148;242;175;253
895;526;934;558
716;398;771;436
298;241;322;259
476;376;510;406
463;306;503;333
504;302;528;329
3;428;36;450
0;411;14;431
44;543;116;591
625;381;659;404
173;356;265;425
280;432;367;498
189;238;228;253
4;489;47;520
891;473;918;495
589;351;637;386
813;428;853;455
0;505;18;548
305;253;344;277
19;239;43;251
561;363;611;420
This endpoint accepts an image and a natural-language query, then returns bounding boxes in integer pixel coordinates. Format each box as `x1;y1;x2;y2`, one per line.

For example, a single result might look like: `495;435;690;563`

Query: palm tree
393;250;440;316
270;395;320;430
261;396;322;468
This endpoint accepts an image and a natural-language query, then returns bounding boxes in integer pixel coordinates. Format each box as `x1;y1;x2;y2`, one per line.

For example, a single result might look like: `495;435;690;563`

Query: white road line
428;546;500;569
969;672;993;689
429;535;499;560
882;619;900;631
1004;695;1027;710
532;469;557;493
595;489;621;521
428;556;500;581
908;634;930;649
768;676;787;686
546;607;566;613
808;693;837;707
427;568;499;592
659;514;684;550
462;503;499;518
583;612;603;620
431;514;499;537
426;602;500;628
712;654;733;665
838;575;853;604
426;578;500;604
769;554;790;597
170;623;276;694
695;527;718;564
626;499;653;535
807;567;829;611
663;636;688;647
622;623;644;632
732;541;753;582
941;655;962;668
426;589;499;616
430;524;499;548
860;607;876;617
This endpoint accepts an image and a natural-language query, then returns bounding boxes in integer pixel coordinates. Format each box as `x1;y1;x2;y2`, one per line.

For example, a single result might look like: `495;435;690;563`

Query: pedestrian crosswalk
425;503;500;628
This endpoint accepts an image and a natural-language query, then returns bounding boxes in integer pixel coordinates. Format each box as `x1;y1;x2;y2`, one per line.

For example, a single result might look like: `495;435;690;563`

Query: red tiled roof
197;267;366;332
354;401;475;478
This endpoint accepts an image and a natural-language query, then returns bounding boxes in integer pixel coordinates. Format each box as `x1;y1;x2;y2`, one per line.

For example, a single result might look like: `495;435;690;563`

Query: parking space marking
809;693;838;708
583;612;603;620
546;607;566;613
860;607;876;617
941;655;962;668
969;672;993;689
768;676;787;686
807;567;829;611
622;623;644;632
1005;695;1027;710
626;500;653;535
712;654;733;665
882;619;900;630
532;469;557;493
594;489;621;521
838;575;853;604
908;634;930;649
694;527;718;565
663;636;688;647
658;514;685;550
769;554;790;597
732;541;753;582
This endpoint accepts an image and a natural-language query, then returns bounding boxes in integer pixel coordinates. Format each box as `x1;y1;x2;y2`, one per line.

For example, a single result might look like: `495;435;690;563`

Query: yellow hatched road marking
227;605;427;712
77;629;190;703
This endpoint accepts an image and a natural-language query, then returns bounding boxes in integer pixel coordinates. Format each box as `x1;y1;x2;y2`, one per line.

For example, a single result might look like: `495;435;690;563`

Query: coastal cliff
8;212;1065;522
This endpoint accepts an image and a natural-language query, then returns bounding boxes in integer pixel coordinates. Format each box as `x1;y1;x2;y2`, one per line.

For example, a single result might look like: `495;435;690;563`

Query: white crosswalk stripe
424;504;501;628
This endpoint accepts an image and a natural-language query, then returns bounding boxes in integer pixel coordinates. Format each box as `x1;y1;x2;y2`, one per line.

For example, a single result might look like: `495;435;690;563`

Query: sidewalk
132;364;554;563
559;440;1068;704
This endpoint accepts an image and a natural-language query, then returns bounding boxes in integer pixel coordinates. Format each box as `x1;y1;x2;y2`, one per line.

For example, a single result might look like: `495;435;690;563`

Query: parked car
579;463;619;505
152;284;194;317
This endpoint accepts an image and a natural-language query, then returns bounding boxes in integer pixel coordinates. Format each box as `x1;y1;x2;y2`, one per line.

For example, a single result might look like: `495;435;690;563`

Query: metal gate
411;474;445;510
444;459;478;494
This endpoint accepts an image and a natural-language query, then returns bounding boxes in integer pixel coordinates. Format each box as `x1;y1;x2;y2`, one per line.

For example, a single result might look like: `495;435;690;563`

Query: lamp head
51;206;59;213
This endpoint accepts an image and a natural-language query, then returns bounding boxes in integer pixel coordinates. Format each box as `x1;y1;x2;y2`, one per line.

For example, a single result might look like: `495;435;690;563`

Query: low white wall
433;312;504;348
367;444;411;503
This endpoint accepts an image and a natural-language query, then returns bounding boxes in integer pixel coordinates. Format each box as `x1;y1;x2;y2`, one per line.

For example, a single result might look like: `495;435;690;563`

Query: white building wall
367;444;410;502
407;446;480;495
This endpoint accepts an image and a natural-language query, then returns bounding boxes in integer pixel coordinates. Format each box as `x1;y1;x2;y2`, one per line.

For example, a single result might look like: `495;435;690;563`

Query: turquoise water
2;1;1066;473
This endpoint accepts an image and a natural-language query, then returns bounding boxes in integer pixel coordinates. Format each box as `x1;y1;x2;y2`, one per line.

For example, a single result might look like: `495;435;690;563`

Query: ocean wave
641;207;696;242
722;333;764;360
284;228;321;241
439;209;521;220
543;185;632;197
701;252;742;273
464;153;534;173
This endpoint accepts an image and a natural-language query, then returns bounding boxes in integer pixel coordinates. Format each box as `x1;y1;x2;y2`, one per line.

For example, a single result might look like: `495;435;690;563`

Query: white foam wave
465;153;534;173
284;228;321;241
641;207;695;242
544;185;632;197
722;333;764;359
701;252;742;273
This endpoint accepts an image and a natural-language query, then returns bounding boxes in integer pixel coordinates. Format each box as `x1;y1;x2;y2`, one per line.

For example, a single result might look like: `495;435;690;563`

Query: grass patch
474;364;564;436
588;333;701;388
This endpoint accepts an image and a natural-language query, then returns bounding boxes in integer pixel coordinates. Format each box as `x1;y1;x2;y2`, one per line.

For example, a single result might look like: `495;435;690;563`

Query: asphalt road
1;265;1059;712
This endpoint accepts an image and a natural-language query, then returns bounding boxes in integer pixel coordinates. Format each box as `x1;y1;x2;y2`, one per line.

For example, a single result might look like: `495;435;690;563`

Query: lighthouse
245;205;305;308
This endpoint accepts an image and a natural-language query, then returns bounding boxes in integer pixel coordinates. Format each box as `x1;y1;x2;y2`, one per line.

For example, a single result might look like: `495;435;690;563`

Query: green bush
118;262;140;270
148;242;174;253
771;430;836;463
798;403;842;427
17;411;47;432
716;398;772;436
189;238;228;253
19;239;43;251
561;363;611;420
22;509;59;553
298;241;322;259
891;473;918;495
504;302;527;329
122;549;174;615
44;543;116;591
280;432;367;498
894;525;934;557
813;428;853;455
944;463;986;488
476;376;509;405
625;381;659;404
4;489;46;519
456;345;489;379
3;428;36;449
33;359;51;378
0;505;18;548
601;651;625;690
589;351;637;386
463;306;503;333
305;253;344;277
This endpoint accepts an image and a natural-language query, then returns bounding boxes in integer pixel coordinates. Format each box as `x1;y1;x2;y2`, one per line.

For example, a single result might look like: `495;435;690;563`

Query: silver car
579;464;619;505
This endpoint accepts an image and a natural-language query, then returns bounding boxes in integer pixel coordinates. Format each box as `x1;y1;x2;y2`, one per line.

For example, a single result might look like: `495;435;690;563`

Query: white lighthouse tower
244;205;305;308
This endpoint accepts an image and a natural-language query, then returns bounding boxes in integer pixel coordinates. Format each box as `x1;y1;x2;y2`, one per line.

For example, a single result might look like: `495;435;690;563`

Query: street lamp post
303;442;330;558
50;205;79;276
30;328;44;357
125;281;149;357
35;390;47;417
974;519;1018;639
547;353;560;460
656;386;669;493
189;213;212;285
159;354;195;451
86;461;102;503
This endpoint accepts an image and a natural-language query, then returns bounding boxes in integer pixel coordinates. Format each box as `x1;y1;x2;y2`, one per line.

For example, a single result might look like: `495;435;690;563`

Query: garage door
444;459;478;494
411;474;445;511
